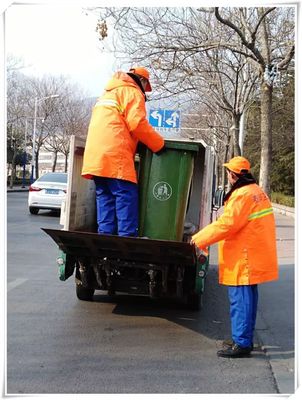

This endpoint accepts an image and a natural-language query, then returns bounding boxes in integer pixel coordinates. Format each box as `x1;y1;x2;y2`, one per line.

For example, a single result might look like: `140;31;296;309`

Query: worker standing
82;66;164;237
191;156;278;358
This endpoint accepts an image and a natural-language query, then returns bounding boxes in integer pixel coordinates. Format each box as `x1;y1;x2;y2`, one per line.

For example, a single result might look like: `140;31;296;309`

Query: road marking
7;278;28;292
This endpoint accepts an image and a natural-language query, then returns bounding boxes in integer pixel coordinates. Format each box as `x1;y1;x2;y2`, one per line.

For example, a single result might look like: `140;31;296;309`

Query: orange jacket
192;183;278;286
81;72;164;183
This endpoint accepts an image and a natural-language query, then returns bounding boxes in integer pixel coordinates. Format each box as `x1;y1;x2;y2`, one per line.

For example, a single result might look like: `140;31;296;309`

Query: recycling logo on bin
153;181;172;201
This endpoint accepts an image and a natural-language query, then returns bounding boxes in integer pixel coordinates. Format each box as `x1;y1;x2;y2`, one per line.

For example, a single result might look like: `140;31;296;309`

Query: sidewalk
7;186;29;192
255;212;295;394
272;202;295;219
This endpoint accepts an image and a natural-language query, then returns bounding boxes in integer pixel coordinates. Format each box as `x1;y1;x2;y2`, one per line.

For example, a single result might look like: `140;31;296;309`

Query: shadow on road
30;210;61;218
92;265;232;344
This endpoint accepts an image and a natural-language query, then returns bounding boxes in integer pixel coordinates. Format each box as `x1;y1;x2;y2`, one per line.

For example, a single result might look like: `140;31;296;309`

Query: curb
272;203;295;219
255;311;295;394
7;188;29;193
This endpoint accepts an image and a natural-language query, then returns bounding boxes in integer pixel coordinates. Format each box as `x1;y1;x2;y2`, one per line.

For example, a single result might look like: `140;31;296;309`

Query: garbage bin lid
165;141;199;152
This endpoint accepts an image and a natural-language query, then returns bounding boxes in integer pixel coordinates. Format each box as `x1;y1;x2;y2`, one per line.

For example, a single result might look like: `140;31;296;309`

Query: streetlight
22;118;28;188
21;115;44;187
30;94;59;183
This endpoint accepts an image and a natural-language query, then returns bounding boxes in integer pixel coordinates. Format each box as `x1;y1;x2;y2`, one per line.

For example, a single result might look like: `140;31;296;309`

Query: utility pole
22;119;28;188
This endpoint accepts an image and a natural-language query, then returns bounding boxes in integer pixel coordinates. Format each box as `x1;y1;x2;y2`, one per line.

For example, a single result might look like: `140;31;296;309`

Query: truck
43;135;217;310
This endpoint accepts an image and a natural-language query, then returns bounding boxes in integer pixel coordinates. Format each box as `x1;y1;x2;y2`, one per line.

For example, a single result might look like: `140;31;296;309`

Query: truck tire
76;283;95;301
187;292;203;311
29;207;39;215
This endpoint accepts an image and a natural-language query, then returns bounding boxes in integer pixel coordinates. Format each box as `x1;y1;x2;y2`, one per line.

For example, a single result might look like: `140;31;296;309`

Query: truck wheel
76;283;95;301
187;292;203;311
29;207;39;215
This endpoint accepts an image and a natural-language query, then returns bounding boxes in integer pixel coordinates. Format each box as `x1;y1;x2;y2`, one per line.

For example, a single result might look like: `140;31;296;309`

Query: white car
28;172;67;215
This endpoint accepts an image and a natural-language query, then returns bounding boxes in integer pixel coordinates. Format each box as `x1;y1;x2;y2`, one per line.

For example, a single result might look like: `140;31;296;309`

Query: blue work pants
228;285;258;348
94;177;138;237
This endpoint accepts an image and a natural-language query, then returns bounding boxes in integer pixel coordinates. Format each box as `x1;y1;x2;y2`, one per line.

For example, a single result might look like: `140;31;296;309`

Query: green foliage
271;192;295;207
271;152;294;195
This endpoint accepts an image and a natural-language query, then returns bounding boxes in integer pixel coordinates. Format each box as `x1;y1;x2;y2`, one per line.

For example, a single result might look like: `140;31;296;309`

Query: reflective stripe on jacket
82;71;164;183
192;183;278;285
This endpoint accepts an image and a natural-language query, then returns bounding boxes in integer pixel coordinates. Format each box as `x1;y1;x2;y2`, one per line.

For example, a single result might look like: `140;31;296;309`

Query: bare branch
277;44;295;70
214;7;266;66
251;7;276;44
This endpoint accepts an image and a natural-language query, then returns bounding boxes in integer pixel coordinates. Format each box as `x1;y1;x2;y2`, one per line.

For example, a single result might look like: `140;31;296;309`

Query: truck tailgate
42;228;196;266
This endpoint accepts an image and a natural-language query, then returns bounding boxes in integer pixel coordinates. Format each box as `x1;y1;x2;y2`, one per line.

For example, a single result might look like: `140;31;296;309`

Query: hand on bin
155;145;166;156
190;239;208;257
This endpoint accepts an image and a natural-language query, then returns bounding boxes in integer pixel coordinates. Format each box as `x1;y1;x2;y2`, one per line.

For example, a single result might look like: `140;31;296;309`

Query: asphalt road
6;192;295;395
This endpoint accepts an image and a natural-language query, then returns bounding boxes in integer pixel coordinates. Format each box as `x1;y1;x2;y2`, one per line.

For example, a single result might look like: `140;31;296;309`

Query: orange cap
223;156;251;174
129;66;152;92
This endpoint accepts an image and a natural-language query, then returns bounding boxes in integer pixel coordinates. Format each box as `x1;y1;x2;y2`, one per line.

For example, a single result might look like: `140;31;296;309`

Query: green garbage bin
138;140;199;241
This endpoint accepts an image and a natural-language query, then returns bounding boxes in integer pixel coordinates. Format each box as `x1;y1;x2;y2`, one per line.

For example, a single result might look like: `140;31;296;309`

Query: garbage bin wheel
29;207;39;215
76;283;95;301
187;292;203;311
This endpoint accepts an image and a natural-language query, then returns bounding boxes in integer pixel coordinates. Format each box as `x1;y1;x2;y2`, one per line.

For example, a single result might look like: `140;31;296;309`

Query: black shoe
222;339;235;348
217;343;252;358
222;339;254;351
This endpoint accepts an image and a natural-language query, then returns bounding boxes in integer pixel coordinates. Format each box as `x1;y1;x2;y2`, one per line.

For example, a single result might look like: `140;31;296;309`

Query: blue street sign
163;110;180;128
149;109;181;129
149;109;164;128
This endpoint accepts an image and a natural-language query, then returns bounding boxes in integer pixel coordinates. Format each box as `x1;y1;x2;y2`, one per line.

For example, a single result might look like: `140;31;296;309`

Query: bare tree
214;7;295;193
192;47;258;158
25;75;67;178
88;6;294;193
88;7;260;184
6;57;31;188
56;89;92;171
23;75;91;177
7;64;91;181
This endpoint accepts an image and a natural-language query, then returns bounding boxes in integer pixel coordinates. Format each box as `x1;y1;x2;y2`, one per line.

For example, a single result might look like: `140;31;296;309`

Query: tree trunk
52;152;58;172
222;134;231;190
35;148;40;179
7;164;11;183
214;150;219;189
239;110;246;153
9;164;14;189
259;81;273;195
231;114;241;157
9;154;17;189
64;155;68;172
